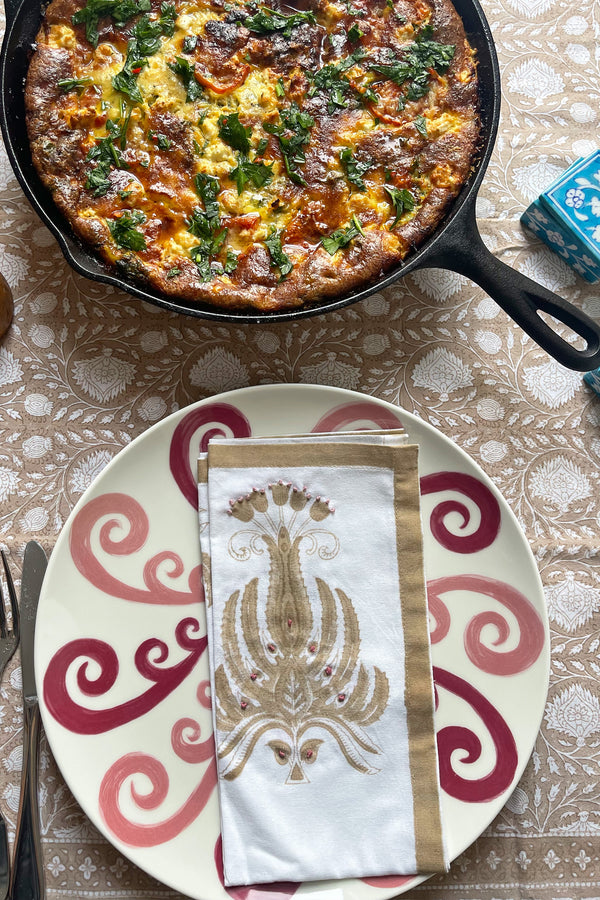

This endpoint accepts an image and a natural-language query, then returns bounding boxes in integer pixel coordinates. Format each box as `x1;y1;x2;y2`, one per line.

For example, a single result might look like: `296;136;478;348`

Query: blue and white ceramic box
520;151;600;284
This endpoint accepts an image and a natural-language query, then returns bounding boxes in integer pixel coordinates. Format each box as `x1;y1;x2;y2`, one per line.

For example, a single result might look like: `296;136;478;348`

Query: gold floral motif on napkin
215;482;390;784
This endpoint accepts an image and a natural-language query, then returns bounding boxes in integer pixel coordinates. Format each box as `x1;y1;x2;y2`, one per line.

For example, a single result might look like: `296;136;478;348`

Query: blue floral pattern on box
583;367;600;396
520;150;600;284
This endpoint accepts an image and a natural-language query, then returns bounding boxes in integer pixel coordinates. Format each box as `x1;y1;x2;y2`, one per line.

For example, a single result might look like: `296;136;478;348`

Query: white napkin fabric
197;432;445;886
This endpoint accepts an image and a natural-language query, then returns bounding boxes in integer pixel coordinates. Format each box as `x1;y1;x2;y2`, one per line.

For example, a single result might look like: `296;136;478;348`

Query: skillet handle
423;198;600;372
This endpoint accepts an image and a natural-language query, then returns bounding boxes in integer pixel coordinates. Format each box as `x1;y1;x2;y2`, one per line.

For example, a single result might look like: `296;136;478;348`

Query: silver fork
0;549;20;900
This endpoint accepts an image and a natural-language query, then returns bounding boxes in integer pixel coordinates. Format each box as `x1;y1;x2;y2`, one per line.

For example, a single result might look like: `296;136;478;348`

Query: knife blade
9;540;47;900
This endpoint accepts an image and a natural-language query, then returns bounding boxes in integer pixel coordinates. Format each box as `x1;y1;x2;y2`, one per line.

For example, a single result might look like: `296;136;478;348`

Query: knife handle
10;701;44;900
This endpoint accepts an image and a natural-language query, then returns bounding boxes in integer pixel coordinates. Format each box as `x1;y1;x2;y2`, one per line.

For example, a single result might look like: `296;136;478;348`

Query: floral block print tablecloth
1;0;600;895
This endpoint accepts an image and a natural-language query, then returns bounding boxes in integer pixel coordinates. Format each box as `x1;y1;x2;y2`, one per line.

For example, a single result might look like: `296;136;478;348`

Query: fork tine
0;551;18;641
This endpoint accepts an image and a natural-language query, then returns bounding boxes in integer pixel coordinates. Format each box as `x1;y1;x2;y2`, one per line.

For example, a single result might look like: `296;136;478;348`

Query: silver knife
9;541;47;900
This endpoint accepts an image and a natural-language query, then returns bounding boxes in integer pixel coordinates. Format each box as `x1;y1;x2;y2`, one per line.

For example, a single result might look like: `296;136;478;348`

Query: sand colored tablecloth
1;0;600;895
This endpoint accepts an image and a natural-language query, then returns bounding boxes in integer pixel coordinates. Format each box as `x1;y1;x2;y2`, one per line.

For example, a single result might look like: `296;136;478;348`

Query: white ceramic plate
36;385;550;900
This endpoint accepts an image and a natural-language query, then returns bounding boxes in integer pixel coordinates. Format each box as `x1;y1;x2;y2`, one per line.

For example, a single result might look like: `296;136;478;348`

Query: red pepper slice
194;63;251;95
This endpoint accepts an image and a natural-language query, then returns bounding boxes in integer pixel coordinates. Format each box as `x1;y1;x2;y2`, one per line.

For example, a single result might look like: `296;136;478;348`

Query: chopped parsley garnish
414;114;427;136
113;13;176;103
347;22;364;42
263;102;314;186
339;147;372;191
218;112;252;154
224;249;239;274
369;26;455;101
85;115;130;197
182;34;198;52
230;156;273;194
265;228;293;278
159;1;177;36
169;56;205;102
108;209;147;251
57;76;93;93
72;0;151;47
308;48;366;113
148;130;172;150
194;172;221;222
321;215;364;255
275;77;285;98
167;266;181;278
384;185;416;227
256;137;268;156
243;5;316;36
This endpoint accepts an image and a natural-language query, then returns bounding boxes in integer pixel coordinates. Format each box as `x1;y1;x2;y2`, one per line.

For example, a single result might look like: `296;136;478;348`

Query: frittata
25;0;480;311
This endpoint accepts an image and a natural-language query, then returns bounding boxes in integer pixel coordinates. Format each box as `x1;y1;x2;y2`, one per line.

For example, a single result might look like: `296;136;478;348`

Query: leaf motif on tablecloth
411;269;467;302
504;0;557;17
479;440;508;464
529;455;593;513
0;466;20;503
0;347;23;386
28;324;55;350
68;450;114;495
507;59;564;101
475;398;505;421
18;506;49;533
545;683;600;746
518;249;576;291
411;348;474;401
72;349;136;403
189;347;250;392
512;160;565;201
545;573;600;632
522;360;581;409
474;330;503;354
299;353;361;389
138;396;168;422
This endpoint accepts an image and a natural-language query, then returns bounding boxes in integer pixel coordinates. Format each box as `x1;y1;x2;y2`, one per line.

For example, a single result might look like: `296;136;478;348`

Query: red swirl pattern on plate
311;401;404;432
43;618;207;734
433;666;518;802
172;717;215;764
361;875;414;889
214;836;299;900
170;403;252;508
99;753;218;847
70;493;203;605
420;472;501;553
428;575;545;675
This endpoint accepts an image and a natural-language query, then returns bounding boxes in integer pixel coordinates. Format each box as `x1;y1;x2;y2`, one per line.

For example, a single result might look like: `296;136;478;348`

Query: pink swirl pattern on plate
428;574;545;675
420;472;501;553
43;618;207;734
433;666;518;802
170;403;252;508
311;401;404;432
99;753;218;847
70;493;202;605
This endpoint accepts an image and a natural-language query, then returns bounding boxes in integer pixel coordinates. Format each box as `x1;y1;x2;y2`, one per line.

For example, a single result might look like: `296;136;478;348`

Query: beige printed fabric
1;0;600;894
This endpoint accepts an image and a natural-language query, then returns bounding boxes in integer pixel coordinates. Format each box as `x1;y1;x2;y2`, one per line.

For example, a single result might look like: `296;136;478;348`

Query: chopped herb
229;155;273;193
218;112;251;154
265;228;293;278
384;184;416;227
224;249;239;274
108;209;147;251
169;56;205;101
414;114;427;136
369;27;455;102
182;34;198;52
140;157;150;167
263;102;314;185
384;167;392;182
276;76;285;97
148;130;173;149
194;172;221;222
72;0;151;47
321;214;364;255
385;0;393;6
256;137;268;156
339;147;372;190
308;48;366;113
243;5;316;37
159;1;177;36
119;188;133;198
112;13;174;102
57;76;93;93
167;266;181;277
347;22;364;41
85;118;130;197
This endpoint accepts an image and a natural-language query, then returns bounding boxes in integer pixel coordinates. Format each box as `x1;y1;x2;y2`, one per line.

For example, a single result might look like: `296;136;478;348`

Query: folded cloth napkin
197;432;445;886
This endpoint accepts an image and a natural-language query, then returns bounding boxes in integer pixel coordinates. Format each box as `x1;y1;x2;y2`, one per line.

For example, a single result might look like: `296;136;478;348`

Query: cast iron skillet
2;0;600;370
